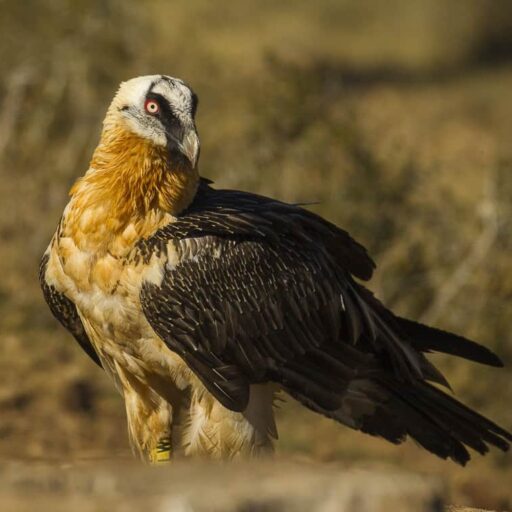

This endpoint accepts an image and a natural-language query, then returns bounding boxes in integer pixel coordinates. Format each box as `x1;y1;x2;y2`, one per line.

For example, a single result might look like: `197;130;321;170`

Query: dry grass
0;1;511;510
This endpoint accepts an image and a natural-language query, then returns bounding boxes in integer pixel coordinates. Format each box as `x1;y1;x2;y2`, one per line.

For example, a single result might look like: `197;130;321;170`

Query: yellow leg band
151;438;172;463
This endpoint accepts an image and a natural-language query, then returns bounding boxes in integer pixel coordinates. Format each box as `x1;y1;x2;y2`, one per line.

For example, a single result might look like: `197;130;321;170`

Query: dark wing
140;180;417;411
39;254;101;367
140;181;511;464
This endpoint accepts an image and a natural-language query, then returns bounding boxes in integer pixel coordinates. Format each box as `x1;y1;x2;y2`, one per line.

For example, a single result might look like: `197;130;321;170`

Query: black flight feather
396;317;503;367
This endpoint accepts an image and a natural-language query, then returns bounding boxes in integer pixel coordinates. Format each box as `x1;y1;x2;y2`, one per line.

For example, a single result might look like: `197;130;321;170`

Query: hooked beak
166;124;200;168
179;129;200;168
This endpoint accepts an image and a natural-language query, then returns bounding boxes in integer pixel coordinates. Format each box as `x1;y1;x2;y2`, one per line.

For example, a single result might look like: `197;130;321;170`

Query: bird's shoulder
137;178;376;281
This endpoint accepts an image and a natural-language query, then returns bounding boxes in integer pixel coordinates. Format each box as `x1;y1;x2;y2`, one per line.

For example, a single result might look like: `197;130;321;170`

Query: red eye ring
144;99;160;115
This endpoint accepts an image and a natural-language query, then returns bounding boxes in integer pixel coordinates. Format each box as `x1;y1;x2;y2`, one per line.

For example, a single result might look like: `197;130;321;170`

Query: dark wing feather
396;317;503;367
39;254;101;367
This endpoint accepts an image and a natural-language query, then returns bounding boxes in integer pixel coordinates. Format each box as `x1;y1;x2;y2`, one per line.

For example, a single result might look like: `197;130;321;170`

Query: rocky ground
1;459;501;512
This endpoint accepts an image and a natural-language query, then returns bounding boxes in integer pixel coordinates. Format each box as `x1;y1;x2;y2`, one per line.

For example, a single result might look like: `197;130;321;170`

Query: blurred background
0;0;511;509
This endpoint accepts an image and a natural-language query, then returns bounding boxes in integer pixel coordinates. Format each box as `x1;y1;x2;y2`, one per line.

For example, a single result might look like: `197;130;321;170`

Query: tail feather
381;386;473;464
374;379;511;464
383;381;511;463
403;388;489;456
287;375;511;466
396;317;503;367
418;355;452;389
414;383;512;449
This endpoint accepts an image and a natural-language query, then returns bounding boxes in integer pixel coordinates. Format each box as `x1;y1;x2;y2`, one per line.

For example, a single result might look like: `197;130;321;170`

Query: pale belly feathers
43;221;192;395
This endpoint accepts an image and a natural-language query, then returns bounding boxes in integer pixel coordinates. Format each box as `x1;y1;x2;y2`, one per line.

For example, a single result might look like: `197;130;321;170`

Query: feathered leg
180;384;277;458
115;363;173;463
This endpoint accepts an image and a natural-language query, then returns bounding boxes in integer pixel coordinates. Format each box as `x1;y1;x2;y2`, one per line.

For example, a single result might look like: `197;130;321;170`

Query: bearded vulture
40;75;511;464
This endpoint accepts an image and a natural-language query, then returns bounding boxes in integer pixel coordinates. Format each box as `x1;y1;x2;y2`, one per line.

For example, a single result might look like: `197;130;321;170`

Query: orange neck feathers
66;124;199;251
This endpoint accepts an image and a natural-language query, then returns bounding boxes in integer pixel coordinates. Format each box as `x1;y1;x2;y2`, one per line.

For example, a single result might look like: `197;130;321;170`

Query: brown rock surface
0;459;451;512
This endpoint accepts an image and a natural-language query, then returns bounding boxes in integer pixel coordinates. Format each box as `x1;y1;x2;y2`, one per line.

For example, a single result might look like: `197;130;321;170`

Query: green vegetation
0;1;510;508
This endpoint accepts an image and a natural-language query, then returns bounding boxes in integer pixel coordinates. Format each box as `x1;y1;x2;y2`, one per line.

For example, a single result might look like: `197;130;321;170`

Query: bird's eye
144;99;160;115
